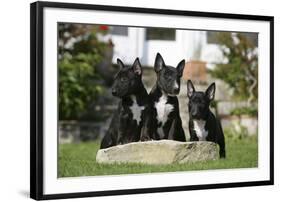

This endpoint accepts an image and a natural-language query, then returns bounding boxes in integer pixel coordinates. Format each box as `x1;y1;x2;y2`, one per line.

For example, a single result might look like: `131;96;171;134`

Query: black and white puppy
141;53;186;142
187;80;226;158
100;58;149;149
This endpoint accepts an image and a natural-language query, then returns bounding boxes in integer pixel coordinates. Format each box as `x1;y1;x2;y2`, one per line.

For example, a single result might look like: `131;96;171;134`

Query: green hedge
58;24;110;120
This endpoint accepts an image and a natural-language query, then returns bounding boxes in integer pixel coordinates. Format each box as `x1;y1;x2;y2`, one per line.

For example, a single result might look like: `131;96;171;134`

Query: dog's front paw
140;135;151;142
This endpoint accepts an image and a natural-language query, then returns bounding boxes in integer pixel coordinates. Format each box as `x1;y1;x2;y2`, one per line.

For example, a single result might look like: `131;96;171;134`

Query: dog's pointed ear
205;83;216;100
187;80;195;98
117;58;125;69
132;57;142;76
154;53;165;72
177;59;185;77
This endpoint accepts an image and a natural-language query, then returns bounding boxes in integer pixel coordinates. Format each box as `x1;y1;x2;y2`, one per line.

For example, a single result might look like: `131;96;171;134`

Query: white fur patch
130;96;145;125
174;81;179;89
193;120;208;141
155;94;174;126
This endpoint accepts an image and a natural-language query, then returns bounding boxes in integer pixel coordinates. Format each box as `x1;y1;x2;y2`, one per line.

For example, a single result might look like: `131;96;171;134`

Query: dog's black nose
112;89;117;96
173;87;180;94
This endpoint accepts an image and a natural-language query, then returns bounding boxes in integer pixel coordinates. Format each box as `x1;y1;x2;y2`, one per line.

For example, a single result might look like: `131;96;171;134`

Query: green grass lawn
58;135;258;177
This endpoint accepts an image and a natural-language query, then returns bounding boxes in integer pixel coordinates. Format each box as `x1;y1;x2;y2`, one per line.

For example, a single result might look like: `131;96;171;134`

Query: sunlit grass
58;135;258;177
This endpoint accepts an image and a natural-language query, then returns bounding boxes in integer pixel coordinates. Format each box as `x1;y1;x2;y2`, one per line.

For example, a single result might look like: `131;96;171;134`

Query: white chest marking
155;94;174;126
193;120;208;141
129;96;145;125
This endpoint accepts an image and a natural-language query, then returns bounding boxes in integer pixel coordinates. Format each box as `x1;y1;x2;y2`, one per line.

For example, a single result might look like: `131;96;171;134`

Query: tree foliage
209;32;258;104
58;24;109;120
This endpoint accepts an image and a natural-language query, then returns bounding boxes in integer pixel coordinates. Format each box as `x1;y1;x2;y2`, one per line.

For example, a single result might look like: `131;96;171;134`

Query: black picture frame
30;1;274;200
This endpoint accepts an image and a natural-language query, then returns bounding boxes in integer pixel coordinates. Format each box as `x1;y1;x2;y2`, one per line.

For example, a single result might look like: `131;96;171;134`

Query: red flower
99;25;109;31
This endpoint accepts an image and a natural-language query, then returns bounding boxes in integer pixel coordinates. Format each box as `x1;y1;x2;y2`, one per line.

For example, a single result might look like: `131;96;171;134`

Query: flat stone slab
96;140;219;165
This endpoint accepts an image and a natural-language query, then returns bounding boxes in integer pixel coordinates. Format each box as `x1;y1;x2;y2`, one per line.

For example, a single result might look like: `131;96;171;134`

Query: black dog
187;80;226;158
141;53;186;142
100;58;149;149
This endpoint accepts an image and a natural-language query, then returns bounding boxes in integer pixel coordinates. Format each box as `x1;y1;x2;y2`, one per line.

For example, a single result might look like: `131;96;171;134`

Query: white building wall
141;29;197;66
110;27;142;65
110;28;224;68
200;31;224;69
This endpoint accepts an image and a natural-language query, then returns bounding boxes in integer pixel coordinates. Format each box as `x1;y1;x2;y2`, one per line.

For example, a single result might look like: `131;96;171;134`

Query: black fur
140;53;186;142
187;80;226;158
100;58;149;149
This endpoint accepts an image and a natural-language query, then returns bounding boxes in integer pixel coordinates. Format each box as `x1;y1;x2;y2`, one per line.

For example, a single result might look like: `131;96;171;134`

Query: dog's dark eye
200;100;206;105
165;73;172;79
120;77;127;82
